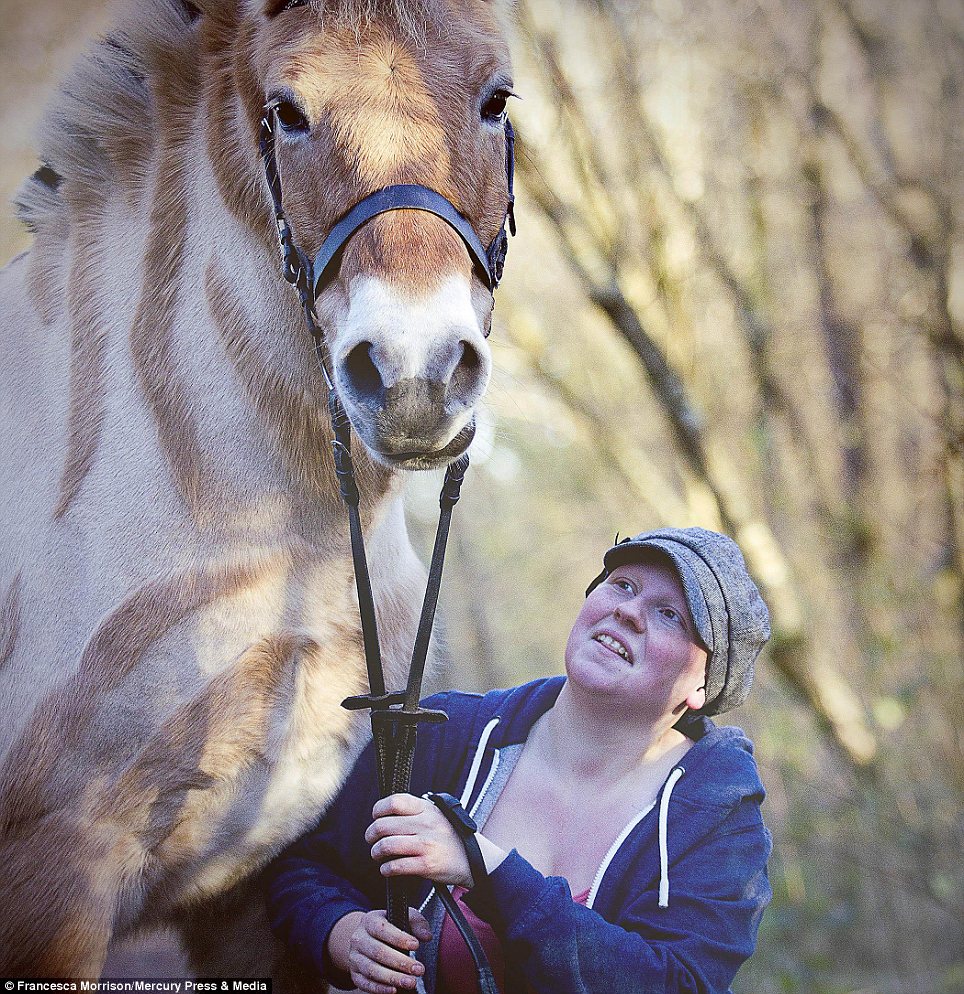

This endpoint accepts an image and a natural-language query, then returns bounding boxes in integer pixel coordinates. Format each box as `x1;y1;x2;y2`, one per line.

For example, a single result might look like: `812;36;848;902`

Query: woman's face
564;554;709;720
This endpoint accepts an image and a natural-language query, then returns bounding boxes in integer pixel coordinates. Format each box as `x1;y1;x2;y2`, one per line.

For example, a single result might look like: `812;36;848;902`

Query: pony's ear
255;0;315;16
178;0;281;21
174;0;202;21
181;0;249;17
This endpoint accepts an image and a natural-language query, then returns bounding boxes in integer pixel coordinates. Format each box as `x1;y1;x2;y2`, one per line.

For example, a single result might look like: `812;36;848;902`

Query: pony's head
232;0;515;470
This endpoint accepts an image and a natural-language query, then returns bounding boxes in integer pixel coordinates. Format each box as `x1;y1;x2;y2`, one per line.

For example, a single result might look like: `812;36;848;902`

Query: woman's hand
366;793;473;888
328;908;431;994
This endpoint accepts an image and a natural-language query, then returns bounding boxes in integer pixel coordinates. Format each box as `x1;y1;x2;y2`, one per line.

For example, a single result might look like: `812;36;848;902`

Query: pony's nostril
344;341;384;406
447;340;484;405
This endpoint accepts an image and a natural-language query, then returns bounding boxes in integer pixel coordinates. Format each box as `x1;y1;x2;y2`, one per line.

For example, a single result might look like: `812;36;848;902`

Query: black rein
259;100;515;994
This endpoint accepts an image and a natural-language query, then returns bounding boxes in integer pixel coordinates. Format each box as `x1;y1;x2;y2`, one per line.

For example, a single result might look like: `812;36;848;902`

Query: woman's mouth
594;633;632;664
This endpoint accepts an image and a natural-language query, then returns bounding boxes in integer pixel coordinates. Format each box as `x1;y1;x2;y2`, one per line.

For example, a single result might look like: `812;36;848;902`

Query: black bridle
259;101;515;994
259;97;514;325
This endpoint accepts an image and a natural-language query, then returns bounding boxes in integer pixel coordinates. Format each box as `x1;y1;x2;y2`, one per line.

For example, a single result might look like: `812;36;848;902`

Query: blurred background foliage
2;0;962;991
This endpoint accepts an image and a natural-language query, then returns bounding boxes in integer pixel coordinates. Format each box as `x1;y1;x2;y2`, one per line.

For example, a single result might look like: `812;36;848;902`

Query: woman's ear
685;685;707;712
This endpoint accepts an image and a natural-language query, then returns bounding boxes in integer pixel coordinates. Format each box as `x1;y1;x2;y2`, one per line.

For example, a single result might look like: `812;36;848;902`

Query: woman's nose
614;597;646;631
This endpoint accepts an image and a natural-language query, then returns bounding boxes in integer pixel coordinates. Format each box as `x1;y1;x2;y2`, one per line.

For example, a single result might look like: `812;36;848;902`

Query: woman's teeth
595;633;630;662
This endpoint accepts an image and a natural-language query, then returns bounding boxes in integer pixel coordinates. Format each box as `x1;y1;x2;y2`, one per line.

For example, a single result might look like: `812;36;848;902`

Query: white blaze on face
334;272;492;433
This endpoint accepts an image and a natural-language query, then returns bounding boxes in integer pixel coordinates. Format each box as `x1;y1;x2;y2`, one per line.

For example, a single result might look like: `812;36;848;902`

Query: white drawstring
459;717;500;809
444;717;684;910
658;767;685;909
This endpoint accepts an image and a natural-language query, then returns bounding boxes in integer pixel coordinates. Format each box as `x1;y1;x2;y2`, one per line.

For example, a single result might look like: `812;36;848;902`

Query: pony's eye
481;90;510;121
275;99;309;133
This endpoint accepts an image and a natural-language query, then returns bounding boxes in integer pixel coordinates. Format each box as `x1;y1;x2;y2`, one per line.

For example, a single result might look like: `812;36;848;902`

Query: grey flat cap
586;527;770;715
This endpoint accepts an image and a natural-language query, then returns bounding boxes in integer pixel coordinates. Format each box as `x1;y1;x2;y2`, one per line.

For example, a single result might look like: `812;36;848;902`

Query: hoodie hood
449;678;764;811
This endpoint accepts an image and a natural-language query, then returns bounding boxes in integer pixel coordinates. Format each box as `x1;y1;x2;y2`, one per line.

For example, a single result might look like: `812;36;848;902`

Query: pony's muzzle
329;271;492;466
337;331;490;465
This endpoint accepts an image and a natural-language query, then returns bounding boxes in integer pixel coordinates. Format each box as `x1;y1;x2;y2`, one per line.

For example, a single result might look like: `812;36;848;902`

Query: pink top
436;884;592;994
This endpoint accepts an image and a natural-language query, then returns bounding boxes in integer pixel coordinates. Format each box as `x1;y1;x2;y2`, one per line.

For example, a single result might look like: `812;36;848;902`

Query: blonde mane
15;0;194;235
304;0;447;37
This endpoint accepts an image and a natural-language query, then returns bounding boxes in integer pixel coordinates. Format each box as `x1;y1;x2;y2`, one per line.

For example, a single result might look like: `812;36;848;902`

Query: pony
0;0;514;980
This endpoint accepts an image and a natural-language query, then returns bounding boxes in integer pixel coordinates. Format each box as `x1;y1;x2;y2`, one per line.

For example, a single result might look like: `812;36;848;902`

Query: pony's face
243;0;513;469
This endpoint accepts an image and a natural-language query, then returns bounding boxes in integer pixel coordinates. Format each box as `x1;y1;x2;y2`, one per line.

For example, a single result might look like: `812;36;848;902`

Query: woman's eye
481;90;510;121
612;578;635;593
660;607;684;626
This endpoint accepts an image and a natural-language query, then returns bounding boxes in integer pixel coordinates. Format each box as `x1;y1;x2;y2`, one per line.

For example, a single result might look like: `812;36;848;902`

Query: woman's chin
564;656;628;695
566;641;632;683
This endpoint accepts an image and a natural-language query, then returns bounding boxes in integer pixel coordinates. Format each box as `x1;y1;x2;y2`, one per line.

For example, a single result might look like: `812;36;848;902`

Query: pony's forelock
297;0;447;44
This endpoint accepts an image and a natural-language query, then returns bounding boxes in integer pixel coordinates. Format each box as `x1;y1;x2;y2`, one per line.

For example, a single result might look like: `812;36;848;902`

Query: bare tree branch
517;132;879;768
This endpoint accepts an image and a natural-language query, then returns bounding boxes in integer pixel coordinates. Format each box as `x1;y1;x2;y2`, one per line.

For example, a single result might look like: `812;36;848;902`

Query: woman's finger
372;793;426;819
352;942;422;990
366;814;422;844
364;909;422;952
408;908;434;943
352;977;397;994
380;855;429;878
371;833;425;862
356;930;419;972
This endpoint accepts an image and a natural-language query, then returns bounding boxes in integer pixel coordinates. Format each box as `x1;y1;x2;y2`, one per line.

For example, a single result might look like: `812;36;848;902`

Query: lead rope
260;103;503;994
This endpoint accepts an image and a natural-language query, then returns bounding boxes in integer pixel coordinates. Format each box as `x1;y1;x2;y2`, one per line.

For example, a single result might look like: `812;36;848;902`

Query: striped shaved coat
0;0;513;980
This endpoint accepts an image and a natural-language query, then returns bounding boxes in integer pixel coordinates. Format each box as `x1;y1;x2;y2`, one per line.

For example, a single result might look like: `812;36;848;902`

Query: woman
266;527;773;994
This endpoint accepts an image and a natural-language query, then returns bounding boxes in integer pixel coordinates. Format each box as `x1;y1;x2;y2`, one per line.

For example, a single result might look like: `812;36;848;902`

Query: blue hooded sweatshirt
264;677;772;994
